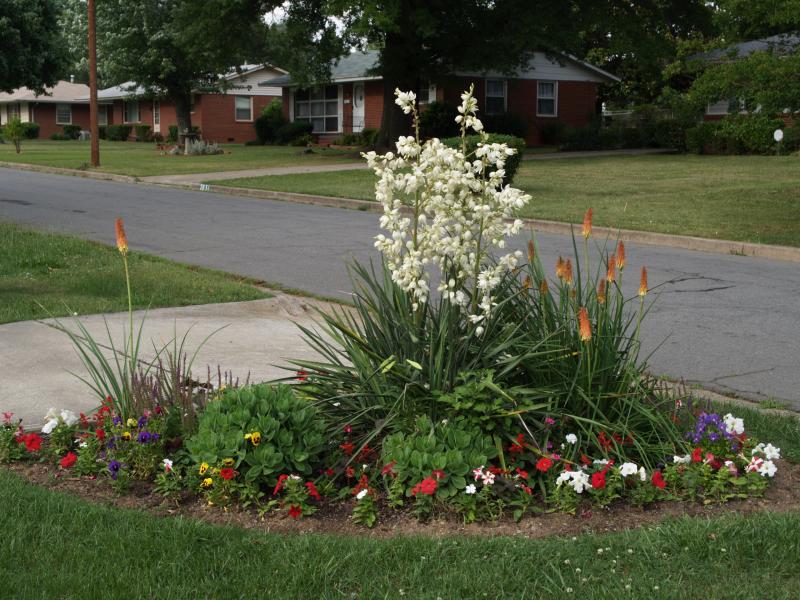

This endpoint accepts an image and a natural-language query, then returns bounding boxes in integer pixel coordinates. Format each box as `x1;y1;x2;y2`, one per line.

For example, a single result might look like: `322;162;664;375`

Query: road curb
3;160;800;263
0;160;137;184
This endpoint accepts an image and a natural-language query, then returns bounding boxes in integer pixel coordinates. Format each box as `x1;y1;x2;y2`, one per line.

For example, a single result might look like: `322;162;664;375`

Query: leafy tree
712;0;800;41
94;0;279;140
3;117;25;153
0;0;66;93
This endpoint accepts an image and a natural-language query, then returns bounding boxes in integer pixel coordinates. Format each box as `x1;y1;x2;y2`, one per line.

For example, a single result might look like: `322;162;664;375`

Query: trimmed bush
441;133;525;185
106;124;133;141
481;112;528;139
713;114;784;154
134;124;151;141
62;124;82;140
254;99;286;144
21;122;40;139
275;120;314;145
538;121;566;145
50;133;70;140
419;102;459;139
781;121;800;152
186;384;327;486
98;125;107;140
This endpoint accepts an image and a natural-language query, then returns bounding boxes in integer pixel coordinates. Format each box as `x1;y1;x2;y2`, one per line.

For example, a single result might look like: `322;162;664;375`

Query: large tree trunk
376;32;419;151
173;92;193;149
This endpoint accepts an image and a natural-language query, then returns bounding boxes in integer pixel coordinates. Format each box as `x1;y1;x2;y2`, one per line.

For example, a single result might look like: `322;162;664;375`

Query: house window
485;79;506;114
56;104;72;125
7;103;20;120
153;101;160;126
98;105;108;126
234;96;253;121
537;81;557;116
418;84;436;104
294;85;339;133
124;100;139;123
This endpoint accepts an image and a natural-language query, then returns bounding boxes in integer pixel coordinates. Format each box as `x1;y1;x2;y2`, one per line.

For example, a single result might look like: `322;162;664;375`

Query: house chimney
70;74;75;83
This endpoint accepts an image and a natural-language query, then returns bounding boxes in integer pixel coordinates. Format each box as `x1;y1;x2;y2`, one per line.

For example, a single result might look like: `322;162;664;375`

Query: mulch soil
5;460;800;540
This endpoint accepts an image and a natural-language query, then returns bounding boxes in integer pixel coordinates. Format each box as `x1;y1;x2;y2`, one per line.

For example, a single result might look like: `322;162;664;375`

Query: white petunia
465;484;477;495
60;410;79;426
763;443;781;461
638;467;647;482
619;463;639;477
356;489;369;500
673;454;691;465
565;434;578;445
722;413;745;436
556;470;591;494
758;460;777;478
162;458;173;472
41;419;59;435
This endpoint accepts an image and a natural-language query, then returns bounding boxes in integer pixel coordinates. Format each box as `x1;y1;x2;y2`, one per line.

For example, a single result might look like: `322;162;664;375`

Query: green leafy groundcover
1;469;799;599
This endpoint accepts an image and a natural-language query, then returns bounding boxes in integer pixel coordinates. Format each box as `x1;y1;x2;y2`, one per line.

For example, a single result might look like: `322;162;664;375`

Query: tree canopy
92;0;279;134
0;0;66;93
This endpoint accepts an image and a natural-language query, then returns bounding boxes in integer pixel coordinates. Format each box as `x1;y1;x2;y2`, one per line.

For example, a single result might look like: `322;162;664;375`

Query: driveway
1;167;798;407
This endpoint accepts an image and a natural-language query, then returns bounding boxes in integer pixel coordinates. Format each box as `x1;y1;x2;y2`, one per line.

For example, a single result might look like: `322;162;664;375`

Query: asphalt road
1;167;798;406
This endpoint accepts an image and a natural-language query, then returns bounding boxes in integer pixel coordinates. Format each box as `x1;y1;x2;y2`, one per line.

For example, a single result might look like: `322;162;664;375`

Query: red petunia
652;471;666;489
219;468;236;481
358;444;374;461
580;454;592;466
591;471;607;489
340;441;354;456
515;468;529;480
411;477;438;496
691;447;703;463
381;461;397;477
288;505;302;519
305;481;321;501
95;428;106;441
521;485;533;495
272;474;289;496
345;466;355;478
535;457;554;473
18;433;43;453
59;452;77;469
325;468;335;477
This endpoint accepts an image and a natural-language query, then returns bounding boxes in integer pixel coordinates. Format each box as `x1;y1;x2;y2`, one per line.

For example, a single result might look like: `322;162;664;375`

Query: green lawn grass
0;140;360;177
1;469;798;599
1;403;798;598
0;222;268;324
214;154;800;247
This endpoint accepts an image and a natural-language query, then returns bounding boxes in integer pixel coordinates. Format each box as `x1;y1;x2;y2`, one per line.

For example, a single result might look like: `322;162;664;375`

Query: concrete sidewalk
0;295;333;428
141;162;369;185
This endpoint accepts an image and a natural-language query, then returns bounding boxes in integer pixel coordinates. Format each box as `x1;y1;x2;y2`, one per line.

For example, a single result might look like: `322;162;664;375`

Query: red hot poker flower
296;369;308;382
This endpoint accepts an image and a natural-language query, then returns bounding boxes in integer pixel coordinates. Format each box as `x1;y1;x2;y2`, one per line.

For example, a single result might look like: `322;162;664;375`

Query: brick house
86;65;285;142
0;80;107;138
262;50;619;146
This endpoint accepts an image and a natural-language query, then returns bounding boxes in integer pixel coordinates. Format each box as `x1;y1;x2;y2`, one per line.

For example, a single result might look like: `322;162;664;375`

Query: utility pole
88;0;100;167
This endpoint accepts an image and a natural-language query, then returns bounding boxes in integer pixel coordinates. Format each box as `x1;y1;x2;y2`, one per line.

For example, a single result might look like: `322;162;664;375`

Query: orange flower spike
578;307;592;342
597;279;606;304
606;254;616;283
115;218;128;256
564;259;574;286
527;239;535;262
539;279;549;295
556;256;565;279
639;266;648;297
582;208;593;239
617;241;626;270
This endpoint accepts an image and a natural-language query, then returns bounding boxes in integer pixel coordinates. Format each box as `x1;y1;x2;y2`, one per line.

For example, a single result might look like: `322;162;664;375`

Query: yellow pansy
126;418;137;428
201;477;213;488
222;458;234;467
245;431;261;446
121;431;131;441
198;462;209;475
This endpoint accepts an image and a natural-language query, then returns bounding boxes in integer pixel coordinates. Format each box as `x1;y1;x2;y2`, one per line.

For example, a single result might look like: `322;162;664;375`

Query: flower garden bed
3;87;795;543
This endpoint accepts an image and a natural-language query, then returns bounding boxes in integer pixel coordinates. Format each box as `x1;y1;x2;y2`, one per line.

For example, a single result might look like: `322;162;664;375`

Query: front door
153;101;161;133
352;83;365;133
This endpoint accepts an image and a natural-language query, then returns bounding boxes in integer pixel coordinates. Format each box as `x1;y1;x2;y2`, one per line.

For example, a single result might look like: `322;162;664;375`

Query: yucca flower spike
582;208;593;239
617;241;626;270
115;217;128;256
639;267;648;297
578;307;592;342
